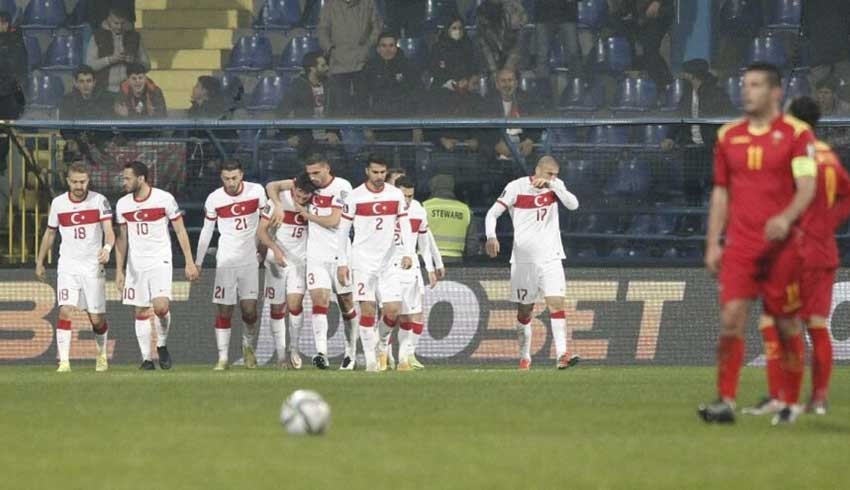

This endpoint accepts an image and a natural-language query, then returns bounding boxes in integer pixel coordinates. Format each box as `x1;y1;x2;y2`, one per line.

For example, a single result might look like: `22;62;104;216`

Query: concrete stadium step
144;29;235;50
136;0;254;10
162;89;193;110
136;9;251;29
148;70;215;90
149;49;229;70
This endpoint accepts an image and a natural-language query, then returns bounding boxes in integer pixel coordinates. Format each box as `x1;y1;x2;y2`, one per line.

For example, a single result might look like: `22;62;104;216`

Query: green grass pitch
3;365;849;489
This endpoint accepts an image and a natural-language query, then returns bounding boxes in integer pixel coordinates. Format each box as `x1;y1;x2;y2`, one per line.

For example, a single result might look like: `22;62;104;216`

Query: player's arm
832;166;850;228
705;186;728;274
397;211;415;269
425;228;445;277
336;212;353;285
171;216;200;281
485;201;507;258
550;178;579;210
194;216;216;268
265;179;294;224
114;224;128;292
301;205;341;228
99;220;116;265
765;137;818;241
35;227;57;281
257;212;286;266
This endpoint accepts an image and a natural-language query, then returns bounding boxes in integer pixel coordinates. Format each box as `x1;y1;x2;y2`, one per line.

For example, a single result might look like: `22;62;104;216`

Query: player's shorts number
516;288;528;301
124;288;135;300
135;222;149;235
214;286;225;299
59;289;69;301
73;227;86;239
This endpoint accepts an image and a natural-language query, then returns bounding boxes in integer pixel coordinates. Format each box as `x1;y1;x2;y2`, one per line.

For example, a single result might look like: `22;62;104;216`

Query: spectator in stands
0;10;26;234
115;63;166;119
425;73;482;151
385;0;428;38
662;59;734;149
59;65;115;159
533;0;581;78
277;51;341;152
88;0;136;27
475;0;528;78
188;76;228;119
318;0;383;116
423;174;475;262
86;7;150;93
802;0;850;86
0;11;28;89
610;0;674;88
816;77;850;117
477;68;539;160
429;15;480;90
713;0;762;77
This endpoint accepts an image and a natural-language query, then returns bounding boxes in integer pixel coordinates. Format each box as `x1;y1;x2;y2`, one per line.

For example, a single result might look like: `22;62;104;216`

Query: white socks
289;309;303;354
312;306;329;355
135;315;152;361
270;311;286;359
550;312;567;358
215;316;231;362
56;319;72;363
517;320;532;360
342;310;358;358
154;311;170;348
359;316;378;367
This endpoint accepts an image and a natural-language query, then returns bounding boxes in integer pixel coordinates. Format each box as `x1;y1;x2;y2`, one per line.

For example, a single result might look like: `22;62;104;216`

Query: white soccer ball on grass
280;390;331;435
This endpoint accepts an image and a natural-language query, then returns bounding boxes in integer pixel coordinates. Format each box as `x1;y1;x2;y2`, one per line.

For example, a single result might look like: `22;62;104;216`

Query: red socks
808;326;833;401
779;332;805;405
717;336;744;401
759;324;784;400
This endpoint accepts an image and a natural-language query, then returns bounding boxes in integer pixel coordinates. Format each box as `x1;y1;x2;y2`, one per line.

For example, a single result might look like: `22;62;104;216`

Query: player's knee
58;305;75;320
270;305;287;318
242;312;258;325
153;306;169;319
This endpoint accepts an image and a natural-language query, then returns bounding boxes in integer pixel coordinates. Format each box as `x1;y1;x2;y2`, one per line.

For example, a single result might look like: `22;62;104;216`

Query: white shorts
353;264;404;304
123;264;172;307
213;264;260;305
57;270;106;314
510;260;566;305
263;261;306;305
400;269;424;315
306;259;352;295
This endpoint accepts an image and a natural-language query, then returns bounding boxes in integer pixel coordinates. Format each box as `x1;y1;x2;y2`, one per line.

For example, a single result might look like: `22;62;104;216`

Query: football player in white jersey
485;156;581;370
36;161;115;373
337;156;416;372
266;153;359;370
114;161;199;370
194;160;268;371
257;174;317;369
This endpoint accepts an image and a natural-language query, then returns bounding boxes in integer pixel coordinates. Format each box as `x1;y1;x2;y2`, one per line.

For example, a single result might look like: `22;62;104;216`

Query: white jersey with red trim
393;199;428;265
496;177;566;264
47;191;112;276
203;182;267;268
307;176;352;262
116;187;183;271
261;189;309;267
342;183;408;273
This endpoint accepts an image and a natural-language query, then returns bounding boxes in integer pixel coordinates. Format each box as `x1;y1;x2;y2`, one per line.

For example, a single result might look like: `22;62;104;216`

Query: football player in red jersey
699;63;818;425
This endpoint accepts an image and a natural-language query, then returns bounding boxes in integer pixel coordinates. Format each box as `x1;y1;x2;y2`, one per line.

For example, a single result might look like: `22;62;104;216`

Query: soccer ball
279;390;331;435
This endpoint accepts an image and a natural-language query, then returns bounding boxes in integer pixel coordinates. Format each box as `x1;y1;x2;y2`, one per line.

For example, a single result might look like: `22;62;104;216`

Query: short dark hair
197;75;221;97
788;96;822;130
124;161;149;180
745;62;782;88
395;177;415;190
66;160;91;176
0;11;12;24
302;51;325;72
73;65;96;80
366;154;388;168
108;7;130;21
377;31;397;44
126;63;148;77
294;172;318;193
304;152;330;167
219;159;243;173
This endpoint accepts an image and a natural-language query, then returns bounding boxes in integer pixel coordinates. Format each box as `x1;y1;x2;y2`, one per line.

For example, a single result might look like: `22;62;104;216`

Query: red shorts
799;268;836;320
719;240;802;317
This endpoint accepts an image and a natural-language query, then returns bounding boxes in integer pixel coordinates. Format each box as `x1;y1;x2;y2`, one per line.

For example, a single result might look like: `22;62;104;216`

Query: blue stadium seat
607;159;651;199
579;214;616;234
612;77;658;112
522;0;535;22
591;36;632;75
27;71;64;109
748;35;787;68
547;40;568;72
724;73;744;110
659;78;686;112
247;74;289;111
544;128;580;147
573;244;598;259
424;0;458;30
397;37;427;68
577;0;608;30
465;0;484;27
785;70;811;100
304;0;327;29
256;0;302;30
227;33;274;72
589;125;630;145
279;35;320;71
24;34;42;71
561;160;594;193
559;76;603;112
628;215;655;235
767;0;802;29
218;74;245;104
41;32;84;70
67;0;89;28
21;0;66;29
654;212;677;235
638;124;671;145
719;0;762;30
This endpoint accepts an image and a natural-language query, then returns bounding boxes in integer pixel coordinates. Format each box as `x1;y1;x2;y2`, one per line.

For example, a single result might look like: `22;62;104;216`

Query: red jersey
798;141;850;269
714;115;816;256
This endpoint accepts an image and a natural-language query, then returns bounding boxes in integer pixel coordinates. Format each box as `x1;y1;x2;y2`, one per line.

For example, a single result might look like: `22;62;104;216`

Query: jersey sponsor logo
216;198;260;218
57;209;101;227
355;201;400;216
514;191;556;209
282;210;308;225
730;135;751;145
122;207;167;222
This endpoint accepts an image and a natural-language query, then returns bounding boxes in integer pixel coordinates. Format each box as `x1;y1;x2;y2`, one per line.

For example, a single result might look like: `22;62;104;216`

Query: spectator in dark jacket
477;68;540;160
429;15;480;89
476;0;528;78
534;0;581;77
114;63;167;119
59;65;115;158
803;0;850;86
363;32;420;116
188;76;228;119
88;0;136;27
610;0;675;87
663;59;734;149
425;73;482;152
278;51;341;151
86;7;150;93
0;12;28;87
0;9;27;201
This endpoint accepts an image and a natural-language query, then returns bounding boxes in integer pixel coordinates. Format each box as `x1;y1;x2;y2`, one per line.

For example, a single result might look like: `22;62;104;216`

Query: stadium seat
544;128;580;148
522;0;535;22
719;0;762;30
464;0;484;27
424;0;459;30
607;159;651;199
785;70;811;100
559;76;603;112
573;245;598;259
577;0;608;30
24;34;42;71
767;0;802;29
26;71;64;109
41;32;84;70
591;36;632;75
0;0;19;22
579;214;616;234
612;77;658;112
659;78;687;112
654;212;677;236
218;74;245;105
474;74;489;98
67;0;89;28
255;0;302;30
562;160;595;190
637;124;671;145
547;40;568;73
279;35;320;71
246;74;289;111
724;73;744;110
589;125;630;145
21;0;66;29
304;0;327;29
397;37;427;68
628;215;655;235
748;35;787;68
227;33;274;72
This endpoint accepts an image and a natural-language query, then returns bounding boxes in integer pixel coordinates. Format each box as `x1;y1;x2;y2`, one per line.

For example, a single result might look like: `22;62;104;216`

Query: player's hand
519;139;534;157
531;177;550;188
485;238;500;258
35;263;46;282
115;271;125;294
401;256;413;270
273;248;287;267
765;215;791;242
97;247;110;264
270;207;285;227
337;265;350;286
435;267;446;280
428;270;438;289
704;244;723;275
294;202;312;221
185;262;200;282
